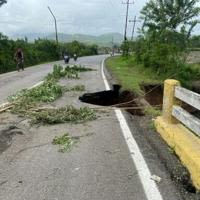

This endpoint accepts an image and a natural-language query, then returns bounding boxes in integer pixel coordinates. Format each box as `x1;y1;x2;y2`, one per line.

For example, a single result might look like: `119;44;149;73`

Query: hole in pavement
140;83;163;108
79;84;144;116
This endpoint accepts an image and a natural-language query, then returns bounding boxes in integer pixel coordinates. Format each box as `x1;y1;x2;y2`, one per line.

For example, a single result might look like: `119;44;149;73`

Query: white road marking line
29;81;44;89
0;81;44;109
101;58;163;200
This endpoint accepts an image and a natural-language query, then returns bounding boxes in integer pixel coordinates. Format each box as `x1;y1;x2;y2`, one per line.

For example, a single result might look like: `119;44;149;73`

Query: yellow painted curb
155;116;200;190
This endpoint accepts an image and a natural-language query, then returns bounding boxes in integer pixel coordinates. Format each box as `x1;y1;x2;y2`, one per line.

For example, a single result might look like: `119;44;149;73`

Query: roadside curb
155;79;200;191
155;116;200;190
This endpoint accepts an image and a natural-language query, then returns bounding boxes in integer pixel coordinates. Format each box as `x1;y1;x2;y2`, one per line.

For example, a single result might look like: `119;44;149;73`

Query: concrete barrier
155;79;200;190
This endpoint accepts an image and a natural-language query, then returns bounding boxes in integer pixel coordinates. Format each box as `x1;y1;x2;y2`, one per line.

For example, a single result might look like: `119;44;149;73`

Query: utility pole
48;6;58;46
122;0;134;41
129;16;141;40
111;36;114;56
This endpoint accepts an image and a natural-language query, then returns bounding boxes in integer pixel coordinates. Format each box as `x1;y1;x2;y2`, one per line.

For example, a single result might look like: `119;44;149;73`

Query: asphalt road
0;55;188;200
0;56;108;104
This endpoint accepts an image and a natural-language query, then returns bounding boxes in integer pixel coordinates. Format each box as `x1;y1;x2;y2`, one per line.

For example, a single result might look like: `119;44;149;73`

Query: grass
106;56;163;95
144;107;161;118
31;105;97;125
148;121;157;131
52;133;79;153
187;63;200;71
106;56;164;119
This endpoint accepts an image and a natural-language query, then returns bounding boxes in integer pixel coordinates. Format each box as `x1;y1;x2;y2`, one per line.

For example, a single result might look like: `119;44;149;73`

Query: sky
0;0;147;37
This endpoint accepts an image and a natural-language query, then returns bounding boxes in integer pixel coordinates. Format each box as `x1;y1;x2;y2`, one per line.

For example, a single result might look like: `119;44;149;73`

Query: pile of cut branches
5;64;96;125
31;105;96;125
8;79;64;114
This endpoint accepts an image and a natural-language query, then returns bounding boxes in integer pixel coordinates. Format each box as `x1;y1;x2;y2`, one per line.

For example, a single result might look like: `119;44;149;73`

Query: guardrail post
162;79;180;124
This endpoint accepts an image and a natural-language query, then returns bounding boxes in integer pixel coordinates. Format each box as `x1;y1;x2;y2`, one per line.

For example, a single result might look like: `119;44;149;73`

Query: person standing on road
73;53;78;61
14;48;24;72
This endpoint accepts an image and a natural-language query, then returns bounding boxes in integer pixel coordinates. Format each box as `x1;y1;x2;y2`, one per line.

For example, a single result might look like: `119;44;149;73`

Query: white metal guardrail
172;86;200;136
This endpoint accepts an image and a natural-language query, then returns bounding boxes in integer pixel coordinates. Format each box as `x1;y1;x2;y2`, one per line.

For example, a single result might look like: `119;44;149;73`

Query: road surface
0;55;190;200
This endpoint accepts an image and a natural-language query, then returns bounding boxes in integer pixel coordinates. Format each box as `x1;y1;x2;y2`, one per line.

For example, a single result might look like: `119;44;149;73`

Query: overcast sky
0;0;147;37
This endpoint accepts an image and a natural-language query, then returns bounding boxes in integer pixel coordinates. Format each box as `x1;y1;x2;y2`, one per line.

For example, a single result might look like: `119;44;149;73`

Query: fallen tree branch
0;103;14;113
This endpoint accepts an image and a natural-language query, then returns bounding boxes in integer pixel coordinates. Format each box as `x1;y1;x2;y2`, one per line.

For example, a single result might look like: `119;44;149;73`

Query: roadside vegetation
106;56;162;95
119;0;200;90
107;0;200;122
0;33;98;74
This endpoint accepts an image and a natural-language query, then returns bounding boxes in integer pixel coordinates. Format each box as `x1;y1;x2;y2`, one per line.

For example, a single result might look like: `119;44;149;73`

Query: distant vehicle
64;54;70;64
110;51;114;57
73;54;78;61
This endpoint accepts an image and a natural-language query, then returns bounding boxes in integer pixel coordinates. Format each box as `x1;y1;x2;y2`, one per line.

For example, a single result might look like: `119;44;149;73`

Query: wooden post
162;79;180;124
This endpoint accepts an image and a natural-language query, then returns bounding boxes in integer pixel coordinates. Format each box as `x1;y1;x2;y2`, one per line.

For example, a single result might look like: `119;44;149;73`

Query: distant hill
11;32;124;47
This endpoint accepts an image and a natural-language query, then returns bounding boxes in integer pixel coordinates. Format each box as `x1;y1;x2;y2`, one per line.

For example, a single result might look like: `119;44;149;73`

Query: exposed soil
140;83;163;107
117;90;144;116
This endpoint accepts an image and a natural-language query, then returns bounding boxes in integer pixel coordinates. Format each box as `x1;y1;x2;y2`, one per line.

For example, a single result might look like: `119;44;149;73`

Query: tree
0;0;7;7
141;0;200;39
132;0;200;75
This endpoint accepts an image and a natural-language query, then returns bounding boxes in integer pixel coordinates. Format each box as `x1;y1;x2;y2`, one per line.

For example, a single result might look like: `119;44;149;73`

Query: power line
122;0;134;41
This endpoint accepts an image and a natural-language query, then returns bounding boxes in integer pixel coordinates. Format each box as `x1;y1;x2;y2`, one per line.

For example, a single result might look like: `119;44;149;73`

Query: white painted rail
172;106;200;137
172;86;200;137
175;86;200;110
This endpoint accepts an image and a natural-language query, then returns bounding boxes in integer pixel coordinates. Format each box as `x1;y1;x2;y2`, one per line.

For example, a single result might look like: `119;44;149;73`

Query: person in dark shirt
14;48;24;72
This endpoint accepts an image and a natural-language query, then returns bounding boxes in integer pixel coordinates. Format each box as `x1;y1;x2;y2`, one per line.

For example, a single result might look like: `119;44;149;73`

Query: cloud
0;0;146;36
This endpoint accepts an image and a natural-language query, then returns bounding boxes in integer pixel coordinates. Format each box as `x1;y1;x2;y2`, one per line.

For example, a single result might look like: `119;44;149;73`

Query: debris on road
52;133;79;153
31;106;97;125
1;65;91;122
151;174;162;183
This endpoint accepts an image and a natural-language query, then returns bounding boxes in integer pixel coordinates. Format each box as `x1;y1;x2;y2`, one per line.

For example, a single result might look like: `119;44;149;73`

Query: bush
0;33;98;74
133;36;200;84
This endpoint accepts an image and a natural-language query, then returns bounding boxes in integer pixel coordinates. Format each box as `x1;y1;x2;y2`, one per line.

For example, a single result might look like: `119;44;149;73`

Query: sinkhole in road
140;83;163;107
79;84;144;116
